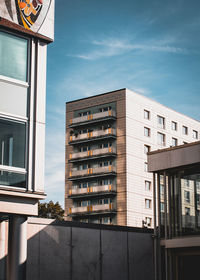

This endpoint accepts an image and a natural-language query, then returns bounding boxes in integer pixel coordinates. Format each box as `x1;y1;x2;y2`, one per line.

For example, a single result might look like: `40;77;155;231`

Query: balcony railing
69;147;116;161
69;128;116;143
70;110;116;126
69;184;116;196
69;166;116;178
69;202;116;215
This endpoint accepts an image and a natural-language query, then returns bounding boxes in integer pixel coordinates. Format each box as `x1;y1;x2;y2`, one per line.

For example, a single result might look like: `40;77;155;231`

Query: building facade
148;141;200;280
0;1;54;279
65;88;200;227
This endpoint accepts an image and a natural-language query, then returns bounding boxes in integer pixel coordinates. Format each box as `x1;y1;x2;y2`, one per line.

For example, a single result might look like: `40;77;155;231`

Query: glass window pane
0;171;26;188
0;32;28;81
0;119;26;168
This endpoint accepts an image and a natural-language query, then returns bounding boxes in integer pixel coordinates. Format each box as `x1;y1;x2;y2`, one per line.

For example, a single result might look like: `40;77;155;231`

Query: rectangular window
145;180;151;191
157;115;165;129
144;110;150;120
144;162;148;172
184;191;190;203
0;118;26;188
160;202;165;212
0;31;28;81
144;127;150;137
145;217;151;227
145;199;151;209
157;132;165;146
144;145;151;154
185;207;190;215
160;184;164;195
171;121;177;131
79;111;90;117
182;126;188;135
193;130;198;139
172;138;178;146
99;106;111;112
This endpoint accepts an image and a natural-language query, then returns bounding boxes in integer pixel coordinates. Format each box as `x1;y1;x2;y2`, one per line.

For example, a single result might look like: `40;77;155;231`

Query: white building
65;88;200;227
0;1;55;279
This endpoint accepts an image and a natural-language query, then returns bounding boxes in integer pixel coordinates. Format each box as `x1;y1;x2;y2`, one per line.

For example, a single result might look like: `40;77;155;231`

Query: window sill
0;75;29;88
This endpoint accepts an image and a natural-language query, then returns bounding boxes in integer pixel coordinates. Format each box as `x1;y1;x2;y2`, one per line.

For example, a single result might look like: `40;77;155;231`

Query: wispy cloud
70;37;189;60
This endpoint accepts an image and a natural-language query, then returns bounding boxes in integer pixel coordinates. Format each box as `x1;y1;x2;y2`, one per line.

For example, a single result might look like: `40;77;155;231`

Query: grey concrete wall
26;218;154;280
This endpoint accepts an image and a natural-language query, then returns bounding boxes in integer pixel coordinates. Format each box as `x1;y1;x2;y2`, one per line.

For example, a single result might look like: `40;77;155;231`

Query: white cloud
70;37;189;60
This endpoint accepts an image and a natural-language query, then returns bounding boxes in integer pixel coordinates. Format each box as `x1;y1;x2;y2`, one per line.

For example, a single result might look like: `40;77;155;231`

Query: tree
38;200;64;221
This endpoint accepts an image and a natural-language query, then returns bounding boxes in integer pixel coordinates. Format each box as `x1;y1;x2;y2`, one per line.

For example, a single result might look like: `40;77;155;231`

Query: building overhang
147;141;200;172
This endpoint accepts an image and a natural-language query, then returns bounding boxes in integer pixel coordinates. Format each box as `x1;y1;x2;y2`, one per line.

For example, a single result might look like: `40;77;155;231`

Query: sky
45;0;200;207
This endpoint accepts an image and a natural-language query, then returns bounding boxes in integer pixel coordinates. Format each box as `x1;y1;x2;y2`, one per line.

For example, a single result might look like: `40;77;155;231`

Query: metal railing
69;202;116;214
69;128;116;142
69;147;116;160
70;110;116;125
69;165;116;178
69;184;116;196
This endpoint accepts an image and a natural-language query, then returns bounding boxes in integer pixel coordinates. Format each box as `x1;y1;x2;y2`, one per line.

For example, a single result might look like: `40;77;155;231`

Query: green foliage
38;200;64;221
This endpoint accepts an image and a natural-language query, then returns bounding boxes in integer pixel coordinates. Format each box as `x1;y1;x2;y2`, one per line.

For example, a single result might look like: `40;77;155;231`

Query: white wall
125;89;200;227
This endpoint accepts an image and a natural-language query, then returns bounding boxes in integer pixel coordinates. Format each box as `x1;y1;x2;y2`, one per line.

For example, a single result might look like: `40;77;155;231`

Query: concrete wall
26;218;154;280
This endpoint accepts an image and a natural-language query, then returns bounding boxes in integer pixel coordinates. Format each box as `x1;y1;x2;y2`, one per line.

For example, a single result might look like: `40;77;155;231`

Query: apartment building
65;88;200;227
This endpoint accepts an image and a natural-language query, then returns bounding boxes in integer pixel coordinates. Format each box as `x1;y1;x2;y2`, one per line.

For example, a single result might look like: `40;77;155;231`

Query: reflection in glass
0;119;26;168
0;171;26;188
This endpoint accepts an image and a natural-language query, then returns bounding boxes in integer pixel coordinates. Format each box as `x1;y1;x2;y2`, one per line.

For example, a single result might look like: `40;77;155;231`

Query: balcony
69;128;116;144
69;203;116;216
69;110;116;127
69;184;116;198
69;166;116;180
69;147;116;162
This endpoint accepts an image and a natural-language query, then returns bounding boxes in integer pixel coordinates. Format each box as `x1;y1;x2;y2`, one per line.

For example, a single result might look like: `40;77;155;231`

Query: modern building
148;141;200;280
65;88;200;227
0;1;54;279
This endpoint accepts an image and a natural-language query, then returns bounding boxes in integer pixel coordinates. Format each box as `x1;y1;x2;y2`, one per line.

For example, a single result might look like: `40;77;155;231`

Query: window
160;184;164;195
0;118;26;188
145;181;151;191
160;202;165;212
144;127;150;137
184;191;190;203
144;162;148;172
0;122;27;188
185;207;190;215
157;132;165;146
79;111;90;117
0;31;28;81
99;106;111;112
157;115;165;129
182;126;188;135
193;130;198;139
171;121;177;131
144;110;150;120
172;138;178;146
145;217;151;227
145;199;151;209
144;145;151;154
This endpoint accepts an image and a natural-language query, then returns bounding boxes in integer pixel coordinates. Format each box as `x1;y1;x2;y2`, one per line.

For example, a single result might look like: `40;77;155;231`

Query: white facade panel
0;77;28;118
34;122;45;193
126;89;200;227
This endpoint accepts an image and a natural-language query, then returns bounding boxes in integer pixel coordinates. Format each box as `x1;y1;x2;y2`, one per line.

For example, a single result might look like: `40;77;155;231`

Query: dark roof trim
65;88;126;104
0;17;53;43
148;141;200;156
30;218;153;233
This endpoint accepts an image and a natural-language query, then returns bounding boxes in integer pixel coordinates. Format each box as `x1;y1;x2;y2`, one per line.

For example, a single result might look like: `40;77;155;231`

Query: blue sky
45;0;200;207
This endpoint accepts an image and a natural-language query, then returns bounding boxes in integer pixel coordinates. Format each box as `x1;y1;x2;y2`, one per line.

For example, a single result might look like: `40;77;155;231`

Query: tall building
65;88;200;227
0;1;54;279
148;141;200;280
